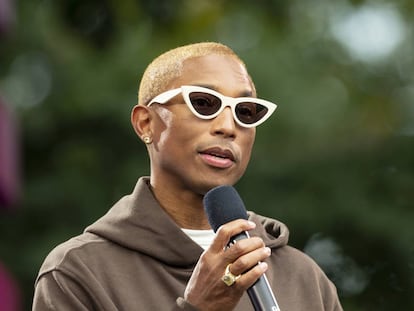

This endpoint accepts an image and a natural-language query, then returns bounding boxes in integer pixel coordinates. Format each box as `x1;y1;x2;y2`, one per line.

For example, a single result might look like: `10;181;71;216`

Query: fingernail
247;221;256;228
265;247;271;255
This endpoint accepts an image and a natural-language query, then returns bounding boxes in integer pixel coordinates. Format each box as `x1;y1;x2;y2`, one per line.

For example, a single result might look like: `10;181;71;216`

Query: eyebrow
192;83;254;98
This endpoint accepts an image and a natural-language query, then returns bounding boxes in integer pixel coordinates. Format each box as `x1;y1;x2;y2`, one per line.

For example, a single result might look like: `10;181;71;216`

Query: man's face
148;54;256;195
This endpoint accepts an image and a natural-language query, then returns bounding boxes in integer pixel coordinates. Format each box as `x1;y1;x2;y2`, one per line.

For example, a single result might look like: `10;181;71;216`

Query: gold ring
221;264;241;286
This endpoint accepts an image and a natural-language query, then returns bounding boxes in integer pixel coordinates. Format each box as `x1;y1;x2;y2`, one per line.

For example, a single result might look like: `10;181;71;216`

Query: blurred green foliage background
0;0;413;310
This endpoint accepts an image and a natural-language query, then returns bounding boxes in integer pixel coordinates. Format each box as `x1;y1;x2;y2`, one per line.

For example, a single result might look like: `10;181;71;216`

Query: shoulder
271;244;340;298
249;212;336;285
36;232;109;282
274;244;323;273
268;245;341;307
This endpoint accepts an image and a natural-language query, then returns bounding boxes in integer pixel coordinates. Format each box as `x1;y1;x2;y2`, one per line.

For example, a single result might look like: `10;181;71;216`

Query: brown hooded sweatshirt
33;177;343;310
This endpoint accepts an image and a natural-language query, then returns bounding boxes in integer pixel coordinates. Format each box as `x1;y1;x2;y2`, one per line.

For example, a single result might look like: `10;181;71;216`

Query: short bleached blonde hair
138;42;252;106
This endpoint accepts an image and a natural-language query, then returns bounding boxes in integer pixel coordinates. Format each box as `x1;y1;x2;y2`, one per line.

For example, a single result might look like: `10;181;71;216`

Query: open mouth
199;147;235;169
200;147;235;161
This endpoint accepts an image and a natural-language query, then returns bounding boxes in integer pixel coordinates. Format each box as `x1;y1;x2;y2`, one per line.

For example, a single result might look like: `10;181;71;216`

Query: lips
198;147;236;168
200;147;235;161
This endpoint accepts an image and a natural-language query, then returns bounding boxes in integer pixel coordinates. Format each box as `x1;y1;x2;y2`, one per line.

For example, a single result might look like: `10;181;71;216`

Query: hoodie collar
86;177;289;267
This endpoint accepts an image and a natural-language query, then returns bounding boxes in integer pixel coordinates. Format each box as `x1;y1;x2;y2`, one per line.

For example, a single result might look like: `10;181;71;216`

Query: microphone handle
247;274;280;311
230;233;281;311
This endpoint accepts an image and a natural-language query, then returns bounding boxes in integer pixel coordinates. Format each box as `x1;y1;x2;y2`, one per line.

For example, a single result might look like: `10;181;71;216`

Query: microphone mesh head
203;185;248;232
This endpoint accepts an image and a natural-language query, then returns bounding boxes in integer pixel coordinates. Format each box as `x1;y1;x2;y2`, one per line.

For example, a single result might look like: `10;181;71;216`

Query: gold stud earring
143;136;152;144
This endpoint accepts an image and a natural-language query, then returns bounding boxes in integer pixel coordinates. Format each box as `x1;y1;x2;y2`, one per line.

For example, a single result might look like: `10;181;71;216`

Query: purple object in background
0;0;15;36
0;98;20;208
0;261;21;311
1;0;19;208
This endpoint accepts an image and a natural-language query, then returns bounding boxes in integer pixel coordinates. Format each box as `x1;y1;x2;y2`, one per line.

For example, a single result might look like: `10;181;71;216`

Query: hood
86;177;289;268
248;211;289;249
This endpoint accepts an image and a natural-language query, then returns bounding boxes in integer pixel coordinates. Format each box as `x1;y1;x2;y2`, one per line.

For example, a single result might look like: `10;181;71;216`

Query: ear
131;105;152;140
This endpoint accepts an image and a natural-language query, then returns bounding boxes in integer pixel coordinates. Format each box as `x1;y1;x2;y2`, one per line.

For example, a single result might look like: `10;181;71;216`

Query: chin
198;175;241;195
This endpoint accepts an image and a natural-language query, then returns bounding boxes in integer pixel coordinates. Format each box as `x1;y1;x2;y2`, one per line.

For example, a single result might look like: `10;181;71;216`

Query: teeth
204;153;221;158
211;153;226;158
200;148;234;161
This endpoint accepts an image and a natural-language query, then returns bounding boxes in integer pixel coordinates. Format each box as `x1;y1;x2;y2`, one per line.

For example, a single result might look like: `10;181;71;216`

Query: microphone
203;185;281;311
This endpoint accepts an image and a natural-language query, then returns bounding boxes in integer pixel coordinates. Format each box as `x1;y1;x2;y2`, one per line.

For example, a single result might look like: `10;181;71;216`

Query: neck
149;181;211;230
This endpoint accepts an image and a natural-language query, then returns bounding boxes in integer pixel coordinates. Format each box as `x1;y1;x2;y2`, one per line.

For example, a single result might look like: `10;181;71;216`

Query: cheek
240;131;256;164
155;107;173;127
242;126;256;142
155;109;173;144
154;107;198;147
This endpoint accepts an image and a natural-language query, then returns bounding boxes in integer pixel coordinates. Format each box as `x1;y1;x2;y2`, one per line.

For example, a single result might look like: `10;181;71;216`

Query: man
33;42;343;310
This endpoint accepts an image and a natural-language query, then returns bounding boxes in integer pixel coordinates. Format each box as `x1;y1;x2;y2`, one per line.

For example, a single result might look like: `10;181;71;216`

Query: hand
184;219;271;311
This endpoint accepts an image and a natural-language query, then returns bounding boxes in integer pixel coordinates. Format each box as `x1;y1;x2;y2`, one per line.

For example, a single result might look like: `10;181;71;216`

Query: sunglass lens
188;92;221;116
236;102;268;125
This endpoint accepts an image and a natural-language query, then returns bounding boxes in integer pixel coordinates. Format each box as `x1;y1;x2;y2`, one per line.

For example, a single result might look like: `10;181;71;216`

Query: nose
210;107;236;138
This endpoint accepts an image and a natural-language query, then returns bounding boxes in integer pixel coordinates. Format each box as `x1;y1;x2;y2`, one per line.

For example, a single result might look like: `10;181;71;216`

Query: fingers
225;236;267;258
209;219;256;253
229;261;269;289
208;219;271;289
223;239;270;289
228;242;271;275
184;219;271;310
